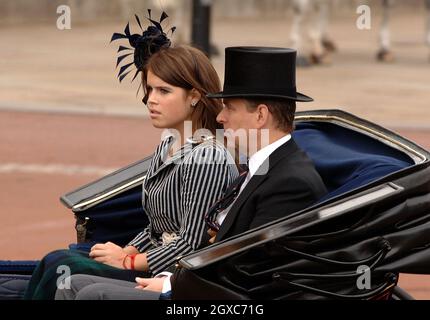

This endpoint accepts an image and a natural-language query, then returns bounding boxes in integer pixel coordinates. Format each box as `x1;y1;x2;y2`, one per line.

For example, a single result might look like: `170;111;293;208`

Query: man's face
216;98;257;132
216;98;262;156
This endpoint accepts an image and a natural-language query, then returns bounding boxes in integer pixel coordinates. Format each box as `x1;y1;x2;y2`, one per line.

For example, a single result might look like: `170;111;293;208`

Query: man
207;46;327;242
55;46;327;300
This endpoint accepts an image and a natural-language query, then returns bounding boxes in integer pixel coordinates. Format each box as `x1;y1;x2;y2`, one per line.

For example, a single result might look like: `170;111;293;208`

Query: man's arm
250;175;321;229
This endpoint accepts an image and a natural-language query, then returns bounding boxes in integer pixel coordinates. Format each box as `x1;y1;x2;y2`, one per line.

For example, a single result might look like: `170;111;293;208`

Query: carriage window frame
318;183;404;219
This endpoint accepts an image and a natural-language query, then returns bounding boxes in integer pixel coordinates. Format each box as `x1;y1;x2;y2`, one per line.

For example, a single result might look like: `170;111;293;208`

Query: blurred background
1;0;430;298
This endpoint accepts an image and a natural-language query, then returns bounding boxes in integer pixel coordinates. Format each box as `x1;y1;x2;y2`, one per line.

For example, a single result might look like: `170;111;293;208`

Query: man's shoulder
270;140;314;171
268;142;326;189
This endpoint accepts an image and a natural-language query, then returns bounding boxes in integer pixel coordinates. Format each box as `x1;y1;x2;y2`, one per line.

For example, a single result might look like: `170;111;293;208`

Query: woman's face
145;70;194;132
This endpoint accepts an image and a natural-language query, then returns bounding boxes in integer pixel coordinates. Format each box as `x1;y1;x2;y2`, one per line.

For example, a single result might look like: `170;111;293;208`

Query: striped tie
204;163;249;232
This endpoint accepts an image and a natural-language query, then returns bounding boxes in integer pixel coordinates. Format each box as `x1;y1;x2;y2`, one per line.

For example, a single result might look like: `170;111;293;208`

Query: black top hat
207;47;313;102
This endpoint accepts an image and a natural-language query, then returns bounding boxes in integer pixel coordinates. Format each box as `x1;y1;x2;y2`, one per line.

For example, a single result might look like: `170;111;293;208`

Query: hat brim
206;91;313;102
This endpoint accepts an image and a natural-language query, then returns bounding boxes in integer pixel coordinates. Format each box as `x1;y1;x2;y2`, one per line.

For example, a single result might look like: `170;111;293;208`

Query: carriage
1;109;429;300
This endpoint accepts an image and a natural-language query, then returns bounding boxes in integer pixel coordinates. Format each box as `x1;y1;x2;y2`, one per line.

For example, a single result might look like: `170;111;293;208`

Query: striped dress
128;135;238;274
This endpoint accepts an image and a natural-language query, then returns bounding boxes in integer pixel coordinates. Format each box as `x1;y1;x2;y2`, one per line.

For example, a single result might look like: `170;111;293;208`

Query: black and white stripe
128;136;238;275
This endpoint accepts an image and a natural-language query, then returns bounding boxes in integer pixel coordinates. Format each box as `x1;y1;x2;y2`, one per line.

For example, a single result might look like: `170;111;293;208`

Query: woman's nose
147;91;157;105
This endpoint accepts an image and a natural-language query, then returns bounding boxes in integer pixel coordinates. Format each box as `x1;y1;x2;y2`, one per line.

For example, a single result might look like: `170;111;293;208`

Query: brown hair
142;45;222;135
244;98;296;132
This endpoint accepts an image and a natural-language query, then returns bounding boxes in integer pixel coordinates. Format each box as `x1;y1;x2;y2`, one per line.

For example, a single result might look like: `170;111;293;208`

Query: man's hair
244;98;296;132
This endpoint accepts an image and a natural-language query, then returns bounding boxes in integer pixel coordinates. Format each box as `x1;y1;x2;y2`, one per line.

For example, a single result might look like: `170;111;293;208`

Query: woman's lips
149;109;161;118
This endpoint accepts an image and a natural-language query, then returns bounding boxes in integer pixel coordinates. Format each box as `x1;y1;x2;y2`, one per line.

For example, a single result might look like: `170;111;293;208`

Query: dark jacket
215;138;327;241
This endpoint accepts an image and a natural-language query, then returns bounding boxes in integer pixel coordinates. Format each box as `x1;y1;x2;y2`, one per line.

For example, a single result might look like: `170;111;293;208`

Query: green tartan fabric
23;249;149;300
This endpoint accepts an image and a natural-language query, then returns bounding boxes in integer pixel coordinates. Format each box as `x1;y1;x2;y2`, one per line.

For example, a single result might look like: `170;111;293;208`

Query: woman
24;13;238;299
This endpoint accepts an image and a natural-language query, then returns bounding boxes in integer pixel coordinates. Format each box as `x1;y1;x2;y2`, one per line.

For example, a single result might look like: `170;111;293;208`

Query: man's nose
216;109;225;124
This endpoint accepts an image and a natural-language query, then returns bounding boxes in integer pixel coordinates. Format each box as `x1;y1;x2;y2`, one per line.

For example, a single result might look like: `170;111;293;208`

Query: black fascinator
111;10;176;84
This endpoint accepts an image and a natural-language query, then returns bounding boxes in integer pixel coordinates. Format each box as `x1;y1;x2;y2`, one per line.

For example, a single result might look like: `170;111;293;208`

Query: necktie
205;163;249;232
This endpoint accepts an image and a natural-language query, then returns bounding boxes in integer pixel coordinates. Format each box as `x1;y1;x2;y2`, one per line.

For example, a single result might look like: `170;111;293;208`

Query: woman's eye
160;88;169;94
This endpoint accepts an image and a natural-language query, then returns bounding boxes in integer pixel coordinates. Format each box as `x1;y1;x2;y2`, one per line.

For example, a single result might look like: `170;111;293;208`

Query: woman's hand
135;277;166;293
123;245;139;255
89;241;127;269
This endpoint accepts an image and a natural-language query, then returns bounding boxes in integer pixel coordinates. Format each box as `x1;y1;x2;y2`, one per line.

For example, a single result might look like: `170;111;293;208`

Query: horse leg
377;0;395;62
309;0;337;65
290;0;313;66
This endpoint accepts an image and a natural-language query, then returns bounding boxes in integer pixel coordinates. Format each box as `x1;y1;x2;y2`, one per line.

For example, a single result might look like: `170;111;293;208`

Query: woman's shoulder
185;138;235;166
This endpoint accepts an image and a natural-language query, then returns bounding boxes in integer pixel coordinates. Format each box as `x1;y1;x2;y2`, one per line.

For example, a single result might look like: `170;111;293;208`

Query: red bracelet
122;254;129;269
129;254;137;270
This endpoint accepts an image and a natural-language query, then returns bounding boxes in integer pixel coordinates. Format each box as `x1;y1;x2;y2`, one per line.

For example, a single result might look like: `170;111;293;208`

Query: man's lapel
215;174;268;240
215;138;299;241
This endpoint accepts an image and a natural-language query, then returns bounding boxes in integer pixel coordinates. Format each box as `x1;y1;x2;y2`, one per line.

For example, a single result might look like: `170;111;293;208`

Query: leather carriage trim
71;176;146;212
294;111;428;164
178;182;404;270
278;237;391;270
272;272;398;300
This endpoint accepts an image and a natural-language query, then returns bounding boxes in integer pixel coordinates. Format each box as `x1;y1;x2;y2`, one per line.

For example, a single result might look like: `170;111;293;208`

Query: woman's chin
150;120;164;129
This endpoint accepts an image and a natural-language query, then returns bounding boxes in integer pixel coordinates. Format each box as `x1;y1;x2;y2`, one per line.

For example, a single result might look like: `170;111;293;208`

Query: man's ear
255;104;270;128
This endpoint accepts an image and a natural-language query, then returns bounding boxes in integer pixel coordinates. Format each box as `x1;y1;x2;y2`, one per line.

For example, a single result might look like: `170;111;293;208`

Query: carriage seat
292;122;414;202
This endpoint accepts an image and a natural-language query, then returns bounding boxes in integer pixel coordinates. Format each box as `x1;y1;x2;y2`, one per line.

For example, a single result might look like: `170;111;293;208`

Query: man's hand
89;241;127;269
207;228;217;244
135;277;166;293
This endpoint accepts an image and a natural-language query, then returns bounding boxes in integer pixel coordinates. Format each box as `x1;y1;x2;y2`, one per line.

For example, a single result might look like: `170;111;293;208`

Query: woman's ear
190;89;202;105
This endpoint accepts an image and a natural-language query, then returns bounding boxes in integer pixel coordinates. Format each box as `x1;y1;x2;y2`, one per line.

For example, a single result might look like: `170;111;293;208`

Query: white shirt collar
248;134;291;178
